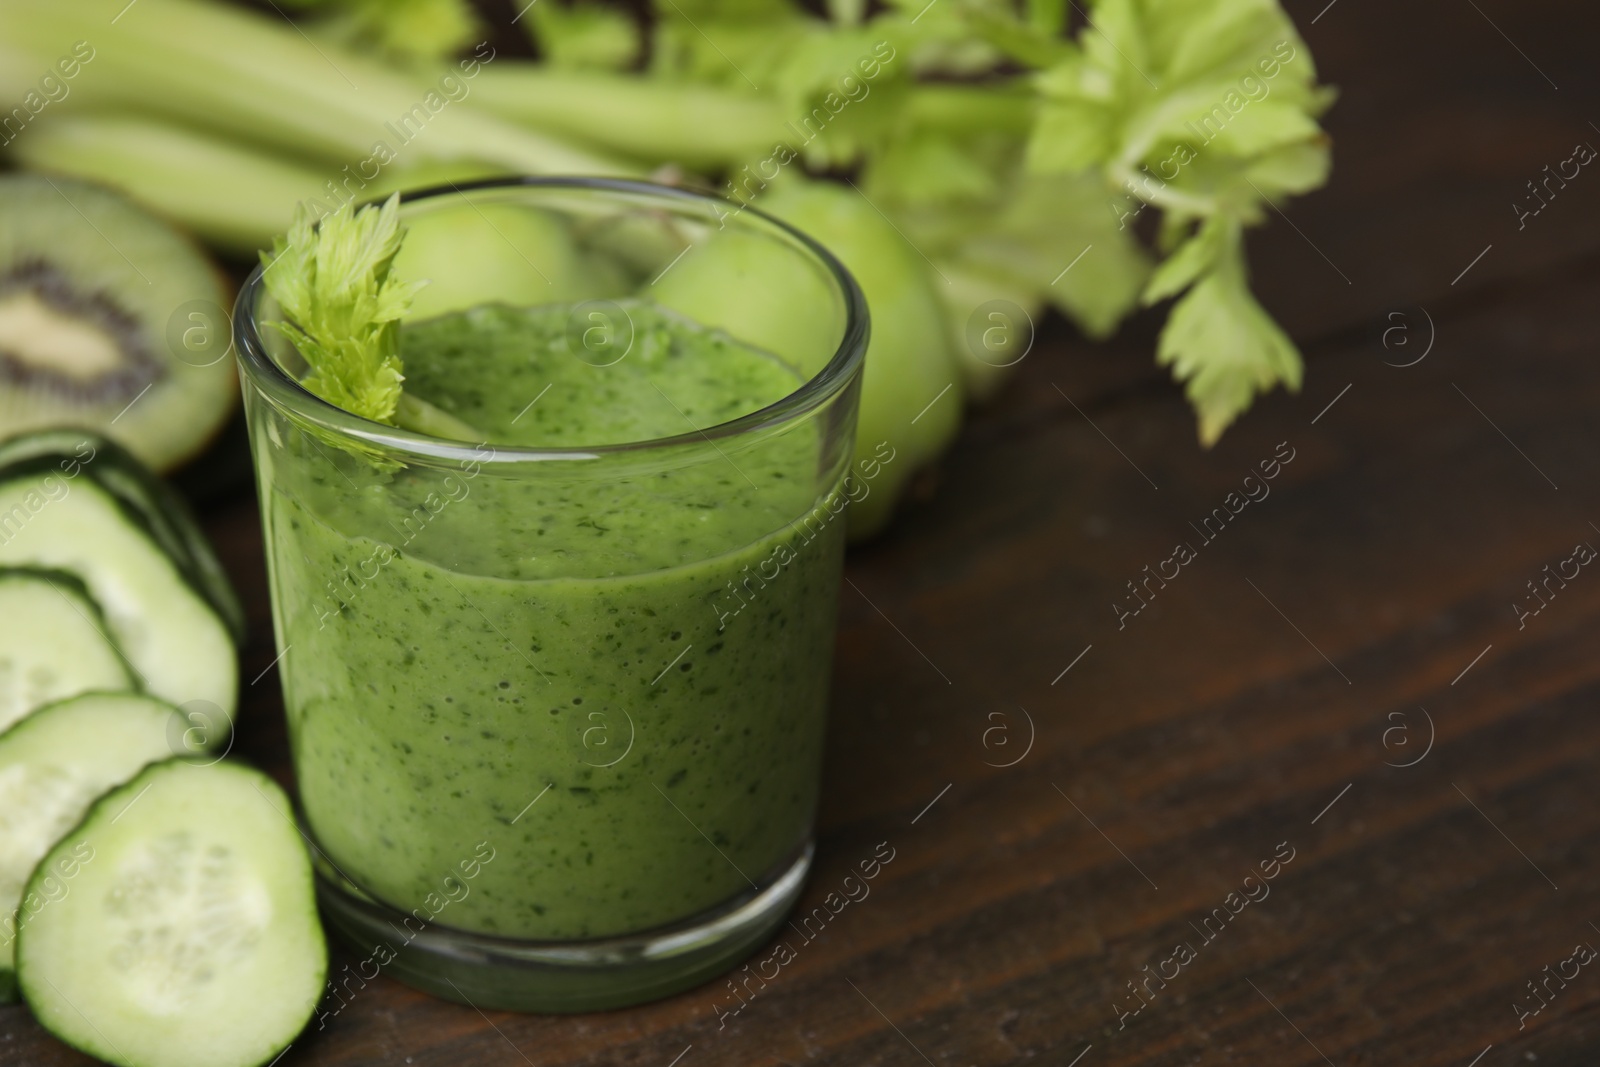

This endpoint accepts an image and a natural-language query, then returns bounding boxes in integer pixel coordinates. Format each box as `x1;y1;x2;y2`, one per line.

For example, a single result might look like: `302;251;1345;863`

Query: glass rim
232;175;869;466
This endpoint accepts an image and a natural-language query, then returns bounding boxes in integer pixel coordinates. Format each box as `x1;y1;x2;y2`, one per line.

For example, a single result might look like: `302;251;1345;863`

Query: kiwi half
0;175;236;472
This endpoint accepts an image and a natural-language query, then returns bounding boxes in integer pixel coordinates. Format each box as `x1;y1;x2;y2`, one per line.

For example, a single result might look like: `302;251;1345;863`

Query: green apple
761;179;963;539
394;200;598;320
651;177;964;539
649;226;840;372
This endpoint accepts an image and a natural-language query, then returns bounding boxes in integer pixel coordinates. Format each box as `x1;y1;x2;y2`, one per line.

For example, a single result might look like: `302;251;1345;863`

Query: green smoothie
261;302;847;940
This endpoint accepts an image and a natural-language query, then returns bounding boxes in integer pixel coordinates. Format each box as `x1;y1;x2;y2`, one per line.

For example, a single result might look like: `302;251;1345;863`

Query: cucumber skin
0;431;245;645
14;759;328;1067
0;566;107;612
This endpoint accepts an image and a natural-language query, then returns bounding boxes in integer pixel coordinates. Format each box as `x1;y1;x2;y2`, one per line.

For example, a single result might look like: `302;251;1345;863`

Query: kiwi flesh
0;175;236;473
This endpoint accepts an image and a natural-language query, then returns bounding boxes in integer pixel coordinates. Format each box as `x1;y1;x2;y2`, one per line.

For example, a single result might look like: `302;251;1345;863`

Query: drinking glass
234;178;867;1011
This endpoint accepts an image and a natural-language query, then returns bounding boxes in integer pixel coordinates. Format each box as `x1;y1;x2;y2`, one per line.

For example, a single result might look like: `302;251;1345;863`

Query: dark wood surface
10;0;1600;1064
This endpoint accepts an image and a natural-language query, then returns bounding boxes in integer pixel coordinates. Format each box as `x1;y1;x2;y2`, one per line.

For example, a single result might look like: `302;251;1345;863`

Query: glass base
312;841;814;1013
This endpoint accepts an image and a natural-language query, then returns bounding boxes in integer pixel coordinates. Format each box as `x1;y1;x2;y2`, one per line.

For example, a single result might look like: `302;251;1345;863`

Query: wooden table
9;0;1600;1063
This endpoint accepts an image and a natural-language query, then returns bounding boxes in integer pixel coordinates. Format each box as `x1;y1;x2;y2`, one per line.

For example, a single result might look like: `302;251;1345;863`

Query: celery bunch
499;0;1333;437
0;0;1333;453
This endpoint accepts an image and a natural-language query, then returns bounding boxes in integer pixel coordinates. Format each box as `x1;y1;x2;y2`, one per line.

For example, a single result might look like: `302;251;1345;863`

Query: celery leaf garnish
261;194;422;426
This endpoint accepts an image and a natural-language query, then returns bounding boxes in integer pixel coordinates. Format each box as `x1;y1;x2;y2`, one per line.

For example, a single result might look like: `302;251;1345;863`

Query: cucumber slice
16;760;327;1067
0;430;245;643
0;469;237;719
0;693;191;1002
0;569;136;735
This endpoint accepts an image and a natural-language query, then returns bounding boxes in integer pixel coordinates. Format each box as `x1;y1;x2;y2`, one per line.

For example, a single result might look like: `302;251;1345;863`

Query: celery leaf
1020;0;1330;443
527;2;639;70
261;194;423;426
1155;220;1302;446
281;0;482;63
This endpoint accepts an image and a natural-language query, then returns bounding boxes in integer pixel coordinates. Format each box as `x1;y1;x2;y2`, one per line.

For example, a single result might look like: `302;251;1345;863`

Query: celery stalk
469;68;1035;171
394;394;484;440
5;114;508;255
4;115;325;255
468;65;788;169
0;0;633;177
906;84;1037;136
